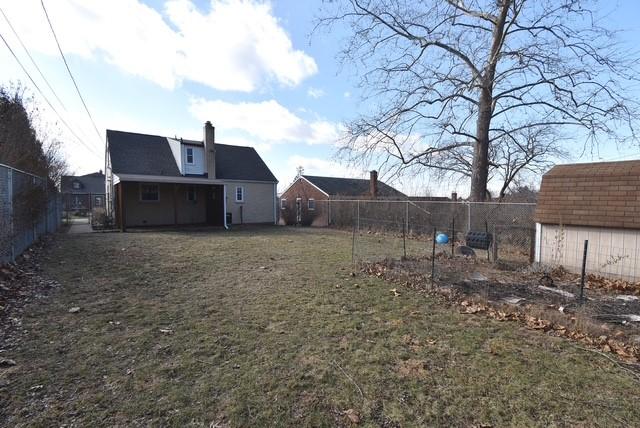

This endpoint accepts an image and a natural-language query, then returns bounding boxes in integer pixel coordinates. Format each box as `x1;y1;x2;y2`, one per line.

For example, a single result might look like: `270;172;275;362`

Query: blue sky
1;0;639;196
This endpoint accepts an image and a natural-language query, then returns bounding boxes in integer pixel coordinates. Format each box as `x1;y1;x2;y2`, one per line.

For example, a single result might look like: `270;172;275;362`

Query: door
295;198;302;225
206;185;224;225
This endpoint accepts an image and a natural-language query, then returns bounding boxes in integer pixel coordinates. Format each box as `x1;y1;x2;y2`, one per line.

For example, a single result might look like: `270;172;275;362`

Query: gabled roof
535;160;640;229
302;175;406;198
61;172;105;194
106;129;277;182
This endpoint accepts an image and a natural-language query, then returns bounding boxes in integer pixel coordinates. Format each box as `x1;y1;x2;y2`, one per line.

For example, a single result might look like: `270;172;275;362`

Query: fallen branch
573;345;640;383
332;360;364;399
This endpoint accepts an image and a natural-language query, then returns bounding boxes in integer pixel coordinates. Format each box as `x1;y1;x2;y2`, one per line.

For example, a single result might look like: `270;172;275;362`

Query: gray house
61;171;106;214
105;122;278;230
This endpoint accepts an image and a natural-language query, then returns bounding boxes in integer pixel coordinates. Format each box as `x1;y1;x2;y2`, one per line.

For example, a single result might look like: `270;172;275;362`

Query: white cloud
188;97;340;145
343;91;351;98
1;0;317;91
277;155;357;192
287;155;357;178
307;87;325;99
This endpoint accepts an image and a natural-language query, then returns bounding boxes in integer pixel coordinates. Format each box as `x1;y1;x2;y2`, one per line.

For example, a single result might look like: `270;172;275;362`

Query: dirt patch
362;256;640;364
396;359;429;379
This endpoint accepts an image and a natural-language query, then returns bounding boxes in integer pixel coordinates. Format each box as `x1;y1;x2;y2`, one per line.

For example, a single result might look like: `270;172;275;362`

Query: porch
114;181;225;230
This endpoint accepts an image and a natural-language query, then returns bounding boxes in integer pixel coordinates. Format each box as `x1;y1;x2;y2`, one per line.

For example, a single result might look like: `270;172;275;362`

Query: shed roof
302;175;406;198
535;160;640;229
107;130;277;182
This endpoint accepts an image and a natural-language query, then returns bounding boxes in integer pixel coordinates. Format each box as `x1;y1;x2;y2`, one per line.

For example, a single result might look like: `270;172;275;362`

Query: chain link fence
0;163;63;264
303;199;536;265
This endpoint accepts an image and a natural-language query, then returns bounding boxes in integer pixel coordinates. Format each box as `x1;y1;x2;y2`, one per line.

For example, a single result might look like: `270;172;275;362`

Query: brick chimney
369;170;378;198
451;191;457;201
203;121;216;179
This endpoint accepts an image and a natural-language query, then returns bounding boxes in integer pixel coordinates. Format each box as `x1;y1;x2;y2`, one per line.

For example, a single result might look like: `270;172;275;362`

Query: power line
0;6;68;112
40;0;103;142
0;28;102;160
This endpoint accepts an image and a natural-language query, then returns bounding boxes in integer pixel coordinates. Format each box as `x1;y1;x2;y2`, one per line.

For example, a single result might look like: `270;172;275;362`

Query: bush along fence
0;163;62;263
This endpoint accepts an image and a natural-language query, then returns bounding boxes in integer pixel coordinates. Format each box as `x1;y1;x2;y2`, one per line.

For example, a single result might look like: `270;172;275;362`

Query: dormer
166;122;215;177
167;138;205;176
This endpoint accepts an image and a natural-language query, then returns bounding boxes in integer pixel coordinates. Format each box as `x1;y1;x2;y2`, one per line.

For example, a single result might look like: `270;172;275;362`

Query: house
61;171;105;214
534;160;640;280
279;171;406;226
105;122;278;230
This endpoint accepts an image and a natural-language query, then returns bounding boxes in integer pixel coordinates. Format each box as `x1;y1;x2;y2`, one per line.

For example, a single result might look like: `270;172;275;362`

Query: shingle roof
303;175;406;198
107;129;277;182
535;160;640;229
61;172;105;194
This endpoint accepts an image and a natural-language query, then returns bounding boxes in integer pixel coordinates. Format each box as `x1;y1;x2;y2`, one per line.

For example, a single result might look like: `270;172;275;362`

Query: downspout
223;184;228;229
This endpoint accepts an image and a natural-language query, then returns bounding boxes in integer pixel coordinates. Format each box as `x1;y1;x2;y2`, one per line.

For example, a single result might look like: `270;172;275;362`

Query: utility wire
0;6;68;112
0;29;102;160
40;0;103;142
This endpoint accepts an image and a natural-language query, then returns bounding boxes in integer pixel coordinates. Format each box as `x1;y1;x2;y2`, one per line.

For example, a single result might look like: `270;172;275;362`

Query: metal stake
580;239;588;304
451;216;455;256
402;220;406;259
431;227;436;285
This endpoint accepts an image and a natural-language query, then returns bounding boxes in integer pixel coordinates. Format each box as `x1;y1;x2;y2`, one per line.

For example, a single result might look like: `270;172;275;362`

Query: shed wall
538;224;640;280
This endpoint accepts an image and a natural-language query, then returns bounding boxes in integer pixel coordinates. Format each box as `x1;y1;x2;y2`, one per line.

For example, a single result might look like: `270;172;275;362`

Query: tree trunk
469;0;511;202
470;87;492;201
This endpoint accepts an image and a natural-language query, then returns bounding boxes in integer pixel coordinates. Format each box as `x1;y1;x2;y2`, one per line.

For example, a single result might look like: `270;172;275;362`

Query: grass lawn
1;226;640;427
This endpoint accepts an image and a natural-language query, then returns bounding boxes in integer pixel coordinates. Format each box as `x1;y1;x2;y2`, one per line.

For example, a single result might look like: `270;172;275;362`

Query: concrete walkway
67;222;93;234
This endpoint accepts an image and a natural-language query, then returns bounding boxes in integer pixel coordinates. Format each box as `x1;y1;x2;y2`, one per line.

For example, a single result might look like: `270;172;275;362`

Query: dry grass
1;226;640;426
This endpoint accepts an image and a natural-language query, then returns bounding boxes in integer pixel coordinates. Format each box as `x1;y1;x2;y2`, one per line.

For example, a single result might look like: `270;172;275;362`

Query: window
72;181;81;190
235;186;244;202
308;198;316;210
187;186;197;202
280;198;287;209
186;147;194;164
140;184;159;201
95;196;103;206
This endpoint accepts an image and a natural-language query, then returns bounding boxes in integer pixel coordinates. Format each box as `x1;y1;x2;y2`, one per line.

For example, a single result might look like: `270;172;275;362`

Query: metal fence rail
0;163;62;263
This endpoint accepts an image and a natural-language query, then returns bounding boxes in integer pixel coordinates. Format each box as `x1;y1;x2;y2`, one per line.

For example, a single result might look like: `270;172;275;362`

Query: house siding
223;181;275;224
121;182;206;227
537;223;640;281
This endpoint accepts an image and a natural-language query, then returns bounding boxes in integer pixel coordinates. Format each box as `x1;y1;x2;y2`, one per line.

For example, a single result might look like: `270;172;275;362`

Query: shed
534;160;640;280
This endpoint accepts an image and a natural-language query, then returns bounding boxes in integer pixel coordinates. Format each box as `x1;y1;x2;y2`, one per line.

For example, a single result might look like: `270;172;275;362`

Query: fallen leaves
361;260;640;364
396;359;429;379
587;274;640;296
343;408;360;424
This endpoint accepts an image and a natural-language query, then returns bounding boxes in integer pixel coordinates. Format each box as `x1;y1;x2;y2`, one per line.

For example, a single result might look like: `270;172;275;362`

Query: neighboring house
279;171;406;226
61;171;105;214
105;121;278;230
534;160;640;280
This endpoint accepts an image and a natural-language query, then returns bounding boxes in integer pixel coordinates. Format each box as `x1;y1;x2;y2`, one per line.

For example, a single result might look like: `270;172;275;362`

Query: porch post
173;184;178;225
223;184;228;229
118;183;126;232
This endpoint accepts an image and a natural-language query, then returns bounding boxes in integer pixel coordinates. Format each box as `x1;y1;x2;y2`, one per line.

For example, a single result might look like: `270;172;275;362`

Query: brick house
105;122;278;230
61;171;105;214
534;160;640;280
279;171;406;226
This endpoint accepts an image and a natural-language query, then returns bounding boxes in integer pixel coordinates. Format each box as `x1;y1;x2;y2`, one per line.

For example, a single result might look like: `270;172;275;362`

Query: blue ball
436;233;449;244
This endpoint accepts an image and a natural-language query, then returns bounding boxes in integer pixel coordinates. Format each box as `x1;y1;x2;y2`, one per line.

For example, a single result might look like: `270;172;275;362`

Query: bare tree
319;0;640;200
